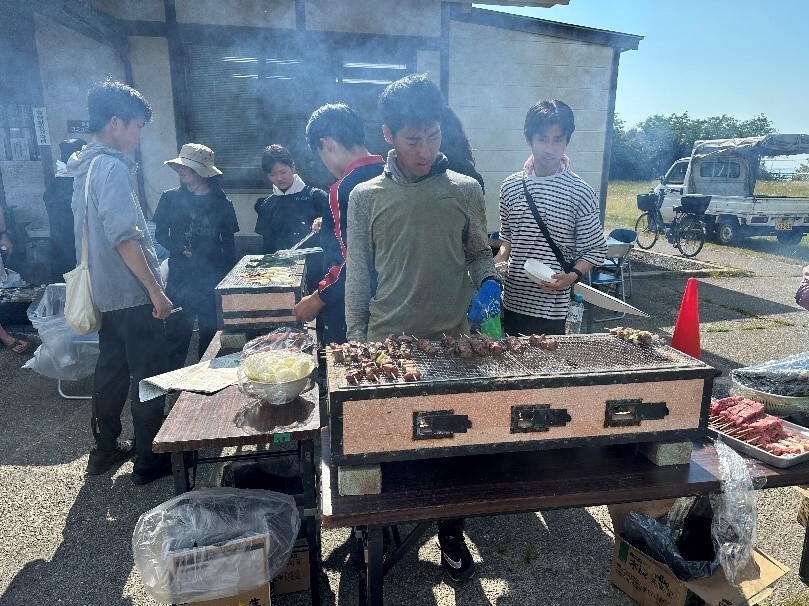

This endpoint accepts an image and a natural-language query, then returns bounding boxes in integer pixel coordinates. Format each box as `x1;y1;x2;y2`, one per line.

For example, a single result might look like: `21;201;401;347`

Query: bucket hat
164;143;222;178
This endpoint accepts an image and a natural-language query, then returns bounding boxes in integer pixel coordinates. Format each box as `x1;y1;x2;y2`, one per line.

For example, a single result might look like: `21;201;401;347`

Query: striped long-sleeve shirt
499;170;606;320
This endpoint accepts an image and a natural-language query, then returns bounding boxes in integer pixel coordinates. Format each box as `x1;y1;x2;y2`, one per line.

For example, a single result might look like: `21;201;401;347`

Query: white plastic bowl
524;258;557;285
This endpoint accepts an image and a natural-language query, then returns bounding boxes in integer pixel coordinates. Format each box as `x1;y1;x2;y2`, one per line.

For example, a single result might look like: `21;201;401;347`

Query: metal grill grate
217;256;303;289
327;334;704;390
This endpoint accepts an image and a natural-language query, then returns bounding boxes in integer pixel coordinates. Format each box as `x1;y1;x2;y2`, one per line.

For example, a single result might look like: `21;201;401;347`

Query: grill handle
413;410;472;440
604;398;669;427
511;404;571;433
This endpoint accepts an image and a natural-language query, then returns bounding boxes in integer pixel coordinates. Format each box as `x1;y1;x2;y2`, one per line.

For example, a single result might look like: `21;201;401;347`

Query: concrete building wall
33;15;124;172
175;0;297;28
448;19;613;227
88;0;166;22
129;36;178;214
305;0;441;37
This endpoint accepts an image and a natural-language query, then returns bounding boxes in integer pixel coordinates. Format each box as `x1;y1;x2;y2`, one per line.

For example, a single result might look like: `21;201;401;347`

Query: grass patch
705;327;731;333
740;324;767;330
771;318;795;327
495;543;508;556
605;180;809;263
783;600;809;606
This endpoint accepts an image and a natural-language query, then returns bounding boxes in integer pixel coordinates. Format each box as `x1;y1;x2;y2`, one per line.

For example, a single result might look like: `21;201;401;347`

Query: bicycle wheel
634;213;659;249
676;215;706;258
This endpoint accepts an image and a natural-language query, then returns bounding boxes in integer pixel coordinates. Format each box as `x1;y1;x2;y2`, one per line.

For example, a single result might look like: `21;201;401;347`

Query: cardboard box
171;534;270;605
272;539;310;595
609;537;788;606
183;584;271;606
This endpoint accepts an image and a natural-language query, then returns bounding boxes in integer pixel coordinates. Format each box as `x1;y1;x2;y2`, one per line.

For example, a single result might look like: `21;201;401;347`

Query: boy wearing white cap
153;143;240;369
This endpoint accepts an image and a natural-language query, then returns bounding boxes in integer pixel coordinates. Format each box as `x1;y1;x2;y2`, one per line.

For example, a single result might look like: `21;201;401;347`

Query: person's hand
537;271;578;292
0;232;12;256
468;279;501;325
149;288;173;320
294;291;325;323
312;217;322;233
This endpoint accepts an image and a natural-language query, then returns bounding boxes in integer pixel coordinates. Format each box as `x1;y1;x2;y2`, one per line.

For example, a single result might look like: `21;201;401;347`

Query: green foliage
609;112;776;180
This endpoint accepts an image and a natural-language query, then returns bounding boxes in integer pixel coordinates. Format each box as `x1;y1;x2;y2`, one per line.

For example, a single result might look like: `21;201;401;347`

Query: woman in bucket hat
153;143;240;369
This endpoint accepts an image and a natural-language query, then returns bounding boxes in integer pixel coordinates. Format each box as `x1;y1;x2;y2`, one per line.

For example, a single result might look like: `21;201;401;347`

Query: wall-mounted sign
32;107;50;146
67;120;90;134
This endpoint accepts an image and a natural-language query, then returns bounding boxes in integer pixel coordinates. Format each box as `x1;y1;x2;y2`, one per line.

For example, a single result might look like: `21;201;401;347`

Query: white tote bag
64;156;101;335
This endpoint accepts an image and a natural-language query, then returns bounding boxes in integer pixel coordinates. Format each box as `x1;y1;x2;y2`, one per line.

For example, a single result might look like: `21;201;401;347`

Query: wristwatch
570;267;583;283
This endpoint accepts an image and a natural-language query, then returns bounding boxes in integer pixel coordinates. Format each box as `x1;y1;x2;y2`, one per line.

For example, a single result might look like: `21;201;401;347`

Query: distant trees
609;112;775;180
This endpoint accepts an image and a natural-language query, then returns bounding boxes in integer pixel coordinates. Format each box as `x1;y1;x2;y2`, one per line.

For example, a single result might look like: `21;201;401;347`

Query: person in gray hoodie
68;79;173;485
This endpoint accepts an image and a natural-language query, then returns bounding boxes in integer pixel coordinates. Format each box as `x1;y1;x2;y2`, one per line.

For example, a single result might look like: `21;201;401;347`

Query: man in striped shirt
495;99;606;336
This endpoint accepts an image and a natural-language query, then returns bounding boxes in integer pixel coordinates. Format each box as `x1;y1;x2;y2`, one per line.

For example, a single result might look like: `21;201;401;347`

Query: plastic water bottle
566;294;585;334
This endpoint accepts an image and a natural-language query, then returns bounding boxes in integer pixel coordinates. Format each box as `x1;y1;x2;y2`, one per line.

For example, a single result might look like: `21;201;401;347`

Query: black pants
502;307;566;337
92;304;168;471
164;288;218;370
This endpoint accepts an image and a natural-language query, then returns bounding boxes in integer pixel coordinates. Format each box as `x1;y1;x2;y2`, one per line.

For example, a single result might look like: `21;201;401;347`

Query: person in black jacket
43;138;86;282
254;145;327;292
153;143;239;369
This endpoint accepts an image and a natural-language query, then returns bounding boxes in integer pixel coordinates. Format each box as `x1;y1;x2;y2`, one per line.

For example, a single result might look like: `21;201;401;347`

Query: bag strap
79;156;100;266
521;176;573;273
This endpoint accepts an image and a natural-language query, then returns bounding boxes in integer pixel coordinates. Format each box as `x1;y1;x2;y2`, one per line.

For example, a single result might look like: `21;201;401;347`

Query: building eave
451;5;643;52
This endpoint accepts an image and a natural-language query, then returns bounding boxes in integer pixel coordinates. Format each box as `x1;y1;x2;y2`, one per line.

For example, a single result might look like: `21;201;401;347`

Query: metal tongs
275;230;322;258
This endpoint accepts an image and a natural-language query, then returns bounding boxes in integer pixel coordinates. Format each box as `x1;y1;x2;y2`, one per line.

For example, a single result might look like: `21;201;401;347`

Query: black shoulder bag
521;177;574;273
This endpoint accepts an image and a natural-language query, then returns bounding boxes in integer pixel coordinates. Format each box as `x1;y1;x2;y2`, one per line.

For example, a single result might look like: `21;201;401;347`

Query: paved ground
1;239;808;606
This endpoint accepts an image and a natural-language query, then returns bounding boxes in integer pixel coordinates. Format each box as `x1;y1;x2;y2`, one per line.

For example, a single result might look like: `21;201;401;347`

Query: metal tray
707;419;809;468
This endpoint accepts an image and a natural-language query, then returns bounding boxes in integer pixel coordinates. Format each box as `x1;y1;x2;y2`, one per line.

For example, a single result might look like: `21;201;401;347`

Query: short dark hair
524;99;575;143
261;144;294;174
440;107;475;166
306;103;366;153
378;74;444;135
58;138;86;163
87;79;152;133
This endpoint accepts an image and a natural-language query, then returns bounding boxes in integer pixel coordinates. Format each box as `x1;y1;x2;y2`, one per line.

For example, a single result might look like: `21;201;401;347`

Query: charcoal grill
215;255;305;331
327;334;718;466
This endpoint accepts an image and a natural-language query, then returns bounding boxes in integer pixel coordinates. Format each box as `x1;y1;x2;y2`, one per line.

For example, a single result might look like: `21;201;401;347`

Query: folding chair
587;229;636;322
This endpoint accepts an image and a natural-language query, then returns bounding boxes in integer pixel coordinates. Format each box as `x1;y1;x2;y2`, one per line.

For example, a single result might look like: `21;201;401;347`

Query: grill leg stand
338;464;381;495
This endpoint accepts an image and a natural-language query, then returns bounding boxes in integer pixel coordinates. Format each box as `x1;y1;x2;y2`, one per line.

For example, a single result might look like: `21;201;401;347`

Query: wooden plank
153;333;320;453
320;436;809;529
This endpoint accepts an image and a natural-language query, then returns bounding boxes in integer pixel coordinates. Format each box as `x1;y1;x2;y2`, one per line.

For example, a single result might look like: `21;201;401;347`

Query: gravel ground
1;241;809;606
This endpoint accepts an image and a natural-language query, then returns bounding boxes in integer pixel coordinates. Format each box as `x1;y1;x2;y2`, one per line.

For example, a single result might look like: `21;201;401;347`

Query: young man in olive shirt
345;74;500;583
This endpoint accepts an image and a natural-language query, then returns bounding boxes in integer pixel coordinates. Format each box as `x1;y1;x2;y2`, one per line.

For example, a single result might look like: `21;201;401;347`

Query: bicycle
634;190;708;258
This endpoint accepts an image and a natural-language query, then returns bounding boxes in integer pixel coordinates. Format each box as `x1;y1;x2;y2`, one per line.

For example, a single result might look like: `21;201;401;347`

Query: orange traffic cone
671;277;701;359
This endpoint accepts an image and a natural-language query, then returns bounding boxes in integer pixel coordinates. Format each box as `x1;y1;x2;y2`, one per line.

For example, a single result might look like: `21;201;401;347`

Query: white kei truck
651;134;809;245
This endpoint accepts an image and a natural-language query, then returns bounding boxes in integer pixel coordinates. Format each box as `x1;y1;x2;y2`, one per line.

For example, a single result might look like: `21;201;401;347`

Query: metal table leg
57;379;92;400
299;439;321;606
358;526;384;606
170;451;191;495
800;520;809;583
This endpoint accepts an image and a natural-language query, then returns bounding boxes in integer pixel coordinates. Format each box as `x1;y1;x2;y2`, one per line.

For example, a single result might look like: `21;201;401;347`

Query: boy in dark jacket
254;144;326;292
292;104;385;345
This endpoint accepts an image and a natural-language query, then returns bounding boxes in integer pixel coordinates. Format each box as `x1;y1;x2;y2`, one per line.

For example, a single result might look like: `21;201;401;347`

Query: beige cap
164;143;222;178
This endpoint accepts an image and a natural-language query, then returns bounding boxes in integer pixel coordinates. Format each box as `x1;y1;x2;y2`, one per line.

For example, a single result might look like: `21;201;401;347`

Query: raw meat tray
707;419;809;469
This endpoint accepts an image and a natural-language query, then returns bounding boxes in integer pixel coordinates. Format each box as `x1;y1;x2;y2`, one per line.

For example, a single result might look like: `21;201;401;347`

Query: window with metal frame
183;36;412;190
699;161;741;179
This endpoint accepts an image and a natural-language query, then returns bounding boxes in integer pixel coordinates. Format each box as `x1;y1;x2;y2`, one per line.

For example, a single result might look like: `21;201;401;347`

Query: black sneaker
438;533;476;583
86;440;134;475
131;458;173;486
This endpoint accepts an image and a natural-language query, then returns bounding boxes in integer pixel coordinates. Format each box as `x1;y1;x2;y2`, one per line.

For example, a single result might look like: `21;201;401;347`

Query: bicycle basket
680;195;711;214
636;193;658;212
